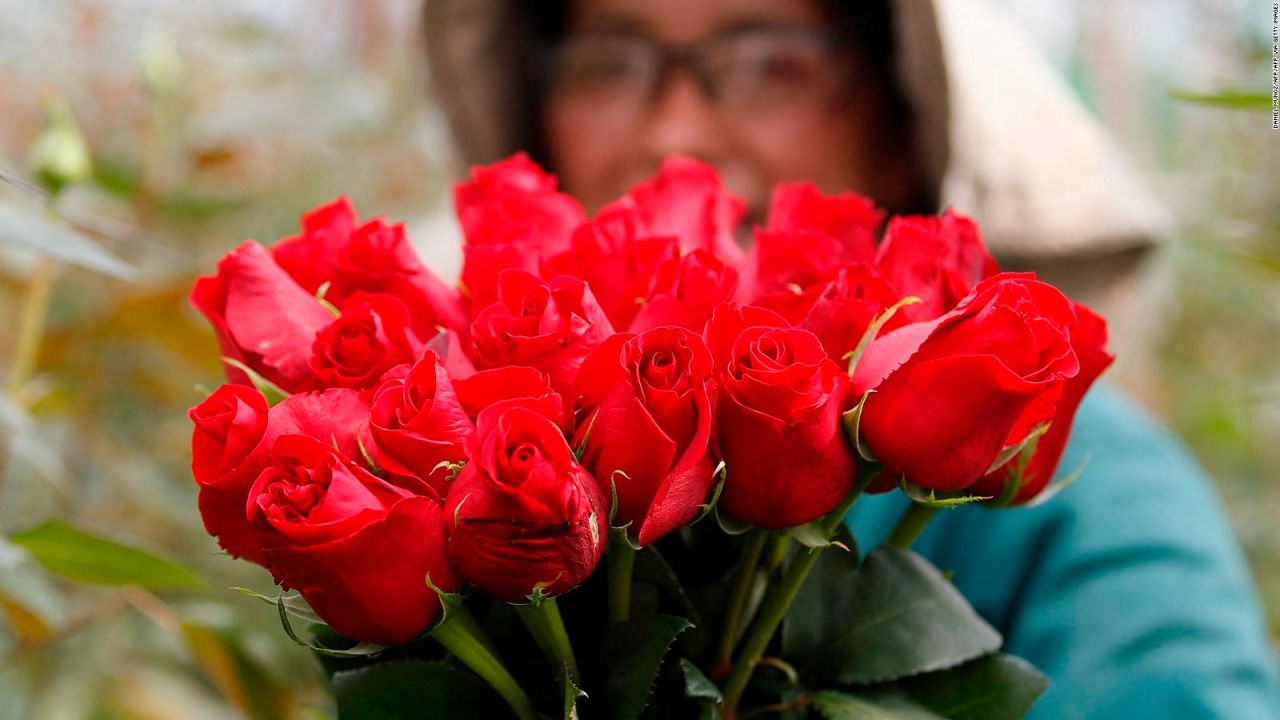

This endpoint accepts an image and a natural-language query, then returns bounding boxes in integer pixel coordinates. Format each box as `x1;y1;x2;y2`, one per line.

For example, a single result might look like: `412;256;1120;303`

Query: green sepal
788;520;848;550
984;422;1050;477
714;505;753;536
1022;454;1090;509
845;296;921;376
275;592;386;658
430;459;465;483
692;461;727;525
231;586;323;626
899;479;991;508
841;390;878;462
315;281;341;317
220;357;289;406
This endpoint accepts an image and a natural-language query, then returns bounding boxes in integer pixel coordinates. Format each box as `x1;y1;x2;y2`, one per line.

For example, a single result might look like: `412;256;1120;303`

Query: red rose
309;293;422;391
469;270;614;398
445;402;607;602
629;249;738;334
605;156;745;264
574;327;716;545
453;365;569;431
764;182;882;262
190;241;334;392
455;153;585;307
190;384;270;564
757;265;904;364
738;183;883;303
365;351;473;498
972;302;1113;503
874;210;998;323
248;434;459;645
543;206;679;331
454;152;584;254
852;273;1082;493
191;387;370;564
704;305;857;529
270;197;356;296
272;199;466;338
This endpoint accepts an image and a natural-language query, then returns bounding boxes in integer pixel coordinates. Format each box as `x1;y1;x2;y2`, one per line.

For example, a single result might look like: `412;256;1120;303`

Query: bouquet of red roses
188;154;1111;719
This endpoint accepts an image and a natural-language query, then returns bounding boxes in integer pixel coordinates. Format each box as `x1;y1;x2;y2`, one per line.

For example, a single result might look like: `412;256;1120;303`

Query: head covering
421;0;1170;326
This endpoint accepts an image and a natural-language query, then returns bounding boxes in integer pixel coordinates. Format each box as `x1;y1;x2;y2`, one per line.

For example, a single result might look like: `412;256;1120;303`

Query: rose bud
190;241;334;392
873;209;998;323
629;249;738;334
469;270;614;399
543;206;679;331
852;273;1082;493
309;292;422;391
190;384;270;564
192;387;371;564
737;183;883;303
574;327;716;545
972;303;1113;504
365;351;473;498
445;402;607;602
455;153;585;307
704;304;857;529
605;156;745;264
272;199;467;338
249;434;460;646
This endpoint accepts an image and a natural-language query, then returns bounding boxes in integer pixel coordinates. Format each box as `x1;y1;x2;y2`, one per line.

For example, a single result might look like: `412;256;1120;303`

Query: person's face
542;0;913;223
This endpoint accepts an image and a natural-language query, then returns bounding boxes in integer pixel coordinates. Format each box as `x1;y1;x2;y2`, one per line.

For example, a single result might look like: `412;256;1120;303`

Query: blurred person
421;0;1280;717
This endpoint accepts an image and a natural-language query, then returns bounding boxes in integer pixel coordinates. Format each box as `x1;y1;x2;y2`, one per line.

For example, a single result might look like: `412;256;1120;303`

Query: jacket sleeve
848;386;1280;719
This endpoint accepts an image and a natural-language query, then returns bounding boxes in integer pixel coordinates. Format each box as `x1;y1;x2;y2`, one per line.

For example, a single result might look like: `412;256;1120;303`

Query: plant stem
720;471;875;717
713;529;768;678
764;533;791;577
432;605;535;720
516;597;579;684
7;257;56;397
886;503;940;549
0;256;57;509
607;528;636;626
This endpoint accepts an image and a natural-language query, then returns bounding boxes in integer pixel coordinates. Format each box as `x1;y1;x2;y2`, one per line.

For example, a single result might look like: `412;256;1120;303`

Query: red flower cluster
189;154;1110;644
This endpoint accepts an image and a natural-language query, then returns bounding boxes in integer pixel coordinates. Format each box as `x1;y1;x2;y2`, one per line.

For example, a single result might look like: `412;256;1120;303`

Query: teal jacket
846;386;1280;718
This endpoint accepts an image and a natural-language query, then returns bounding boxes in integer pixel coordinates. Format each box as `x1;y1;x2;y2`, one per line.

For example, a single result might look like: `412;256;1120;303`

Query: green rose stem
764;533;791;577
886;503;940;549
431;605;535;720
719;468;878;719
713;528;768;679
607;528;636;626
516;596;580;684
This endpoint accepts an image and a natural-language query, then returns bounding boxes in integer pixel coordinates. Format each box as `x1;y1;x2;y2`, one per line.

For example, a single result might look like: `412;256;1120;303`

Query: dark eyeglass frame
540;24;854;105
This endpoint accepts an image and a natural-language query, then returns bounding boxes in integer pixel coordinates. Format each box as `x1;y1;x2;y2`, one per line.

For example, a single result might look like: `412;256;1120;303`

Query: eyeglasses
545;26;854;116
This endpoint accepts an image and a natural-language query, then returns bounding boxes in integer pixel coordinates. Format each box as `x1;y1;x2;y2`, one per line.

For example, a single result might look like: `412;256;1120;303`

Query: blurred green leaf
8;519;203;589
1168;89;1272;110
589;614;692;720
180;619;295;720
0;203;135;278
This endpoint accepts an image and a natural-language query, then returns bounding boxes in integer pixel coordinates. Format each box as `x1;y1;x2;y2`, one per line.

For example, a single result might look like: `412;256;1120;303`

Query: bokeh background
0;1;1276;717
